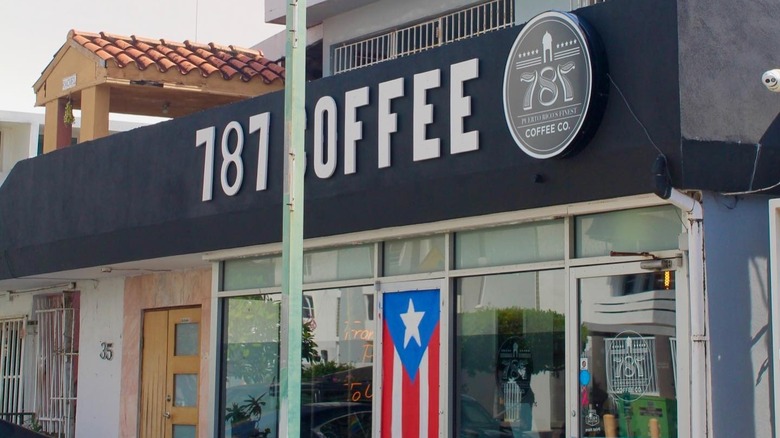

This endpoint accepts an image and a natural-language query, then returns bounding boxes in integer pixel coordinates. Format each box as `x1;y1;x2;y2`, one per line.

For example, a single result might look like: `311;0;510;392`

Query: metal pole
280;0;307;436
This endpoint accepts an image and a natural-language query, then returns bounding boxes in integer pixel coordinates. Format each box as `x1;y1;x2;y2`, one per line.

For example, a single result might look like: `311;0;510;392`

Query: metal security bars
0;317;27;425
34;294;78;438
333;0;514;74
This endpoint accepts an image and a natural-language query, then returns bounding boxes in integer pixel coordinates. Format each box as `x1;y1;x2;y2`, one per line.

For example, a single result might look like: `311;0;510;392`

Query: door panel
140;310;168;438
167;307;201;432
569;261;683;438
141;307;201;438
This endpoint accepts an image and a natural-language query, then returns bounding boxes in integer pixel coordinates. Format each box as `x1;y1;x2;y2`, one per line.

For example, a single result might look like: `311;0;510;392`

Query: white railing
0;317;27;425
440;0;513;43
333;0;514;74
571;0;607;8
333;31;395;75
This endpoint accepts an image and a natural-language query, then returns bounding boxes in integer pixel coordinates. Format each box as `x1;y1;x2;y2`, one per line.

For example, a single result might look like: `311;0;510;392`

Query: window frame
208;194;687;438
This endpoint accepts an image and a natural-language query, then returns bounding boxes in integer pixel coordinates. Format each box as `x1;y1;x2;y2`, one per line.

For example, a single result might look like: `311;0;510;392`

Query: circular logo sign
503;11;600;159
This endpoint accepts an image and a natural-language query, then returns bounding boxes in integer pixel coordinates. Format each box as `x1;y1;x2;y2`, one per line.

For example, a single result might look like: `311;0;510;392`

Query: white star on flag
400;298;425;348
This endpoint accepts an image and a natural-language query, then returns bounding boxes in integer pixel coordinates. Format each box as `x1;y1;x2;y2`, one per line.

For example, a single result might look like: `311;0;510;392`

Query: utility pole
280;0;306;436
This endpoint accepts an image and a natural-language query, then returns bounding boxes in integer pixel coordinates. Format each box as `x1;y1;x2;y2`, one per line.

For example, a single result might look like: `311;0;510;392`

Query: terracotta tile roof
68;29;285;84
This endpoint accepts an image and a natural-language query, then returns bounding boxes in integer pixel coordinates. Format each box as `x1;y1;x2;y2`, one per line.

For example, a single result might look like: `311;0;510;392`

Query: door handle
163;411;171;419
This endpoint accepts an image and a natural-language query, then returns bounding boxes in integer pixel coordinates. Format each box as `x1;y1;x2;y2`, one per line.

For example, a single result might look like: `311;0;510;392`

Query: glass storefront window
456;270;566;437
577;270;678;438
456;220;564;268
575;205;681;258
303;245;374;283
219;287;375;438
220;295;281;438
216;205;685;438
383;235;445;276
223;256;283;290
301;286;375;432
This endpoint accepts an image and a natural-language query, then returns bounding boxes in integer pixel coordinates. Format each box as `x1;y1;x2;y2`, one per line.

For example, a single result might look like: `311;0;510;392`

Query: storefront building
1;0;779;437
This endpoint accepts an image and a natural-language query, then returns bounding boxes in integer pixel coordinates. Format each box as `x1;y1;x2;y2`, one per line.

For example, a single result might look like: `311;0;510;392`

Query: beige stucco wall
119;268;212;438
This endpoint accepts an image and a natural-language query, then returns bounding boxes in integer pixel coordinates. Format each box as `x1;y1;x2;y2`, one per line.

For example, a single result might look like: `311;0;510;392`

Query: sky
0;0;284;118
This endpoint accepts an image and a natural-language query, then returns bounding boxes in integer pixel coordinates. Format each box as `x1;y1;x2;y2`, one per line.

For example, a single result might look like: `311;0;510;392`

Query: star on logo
400;299;425;348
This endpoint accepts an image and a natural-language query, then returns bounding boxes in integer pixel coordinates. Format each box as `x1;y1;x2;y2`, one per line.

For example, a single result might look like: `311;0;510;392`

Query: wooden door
140;307;201;438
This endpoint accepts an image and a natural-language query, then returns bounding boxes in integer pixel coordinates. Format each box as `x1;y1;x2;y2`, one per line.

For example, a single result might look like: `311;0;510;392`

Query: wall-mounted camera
762;69;780;92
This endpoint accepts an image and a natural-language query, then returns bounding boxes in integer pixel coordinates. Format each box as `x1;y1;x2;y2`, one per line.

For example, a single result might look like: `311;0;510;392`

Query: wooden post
80;85;110;142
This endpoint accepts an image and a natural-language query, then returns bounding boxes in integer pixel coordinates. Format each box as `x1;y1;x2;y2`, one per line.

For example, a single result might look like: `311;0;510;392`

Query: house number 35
100;342;114;361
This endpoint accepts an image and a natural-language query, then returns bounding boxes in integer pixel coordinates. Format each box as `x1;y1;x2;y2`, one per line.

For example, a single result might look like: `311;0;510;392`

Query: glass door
375;279;446;437
568;260;687;438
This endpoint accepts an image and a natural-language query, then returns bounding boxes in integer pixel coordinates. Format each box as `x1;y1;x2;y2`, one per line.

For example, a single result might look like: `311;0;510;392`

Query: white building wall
0;122;36;185
0;290;34;317
0;110;148;186
253;25;324;62
1;124;32;172
703;192;773;437
73;277;125;438
515;0;572;25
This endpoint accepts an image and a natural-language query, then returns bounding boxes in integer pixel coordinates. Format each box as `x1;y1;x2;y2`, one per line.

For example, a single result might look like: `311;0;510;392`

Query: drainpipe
653;155;709;438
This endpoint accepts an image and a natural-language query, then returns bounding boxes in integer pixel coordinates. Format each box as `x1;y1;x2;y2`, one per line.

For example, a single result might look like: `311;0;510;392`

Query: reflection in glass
578;271;678;437
173;425;196;438
575;205;681;258
303;245;374;283
175;323;199;356
456;271;566;437
301;286;375;408
384;235;445;275
220;295;281;438
223;256;283;290
456;220;564;268
174;374;197;407
311;412;372;438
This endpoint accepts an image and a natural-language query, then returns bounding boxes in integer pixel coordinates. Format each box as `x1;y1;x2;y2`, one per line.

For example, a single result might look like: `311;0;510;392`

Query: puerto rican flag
381;289;440;437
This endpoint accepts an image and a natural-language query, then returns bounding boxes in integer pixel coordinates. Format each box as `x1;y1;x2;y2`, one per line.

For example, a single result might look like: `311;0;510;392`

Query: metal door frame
566;259;690;438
